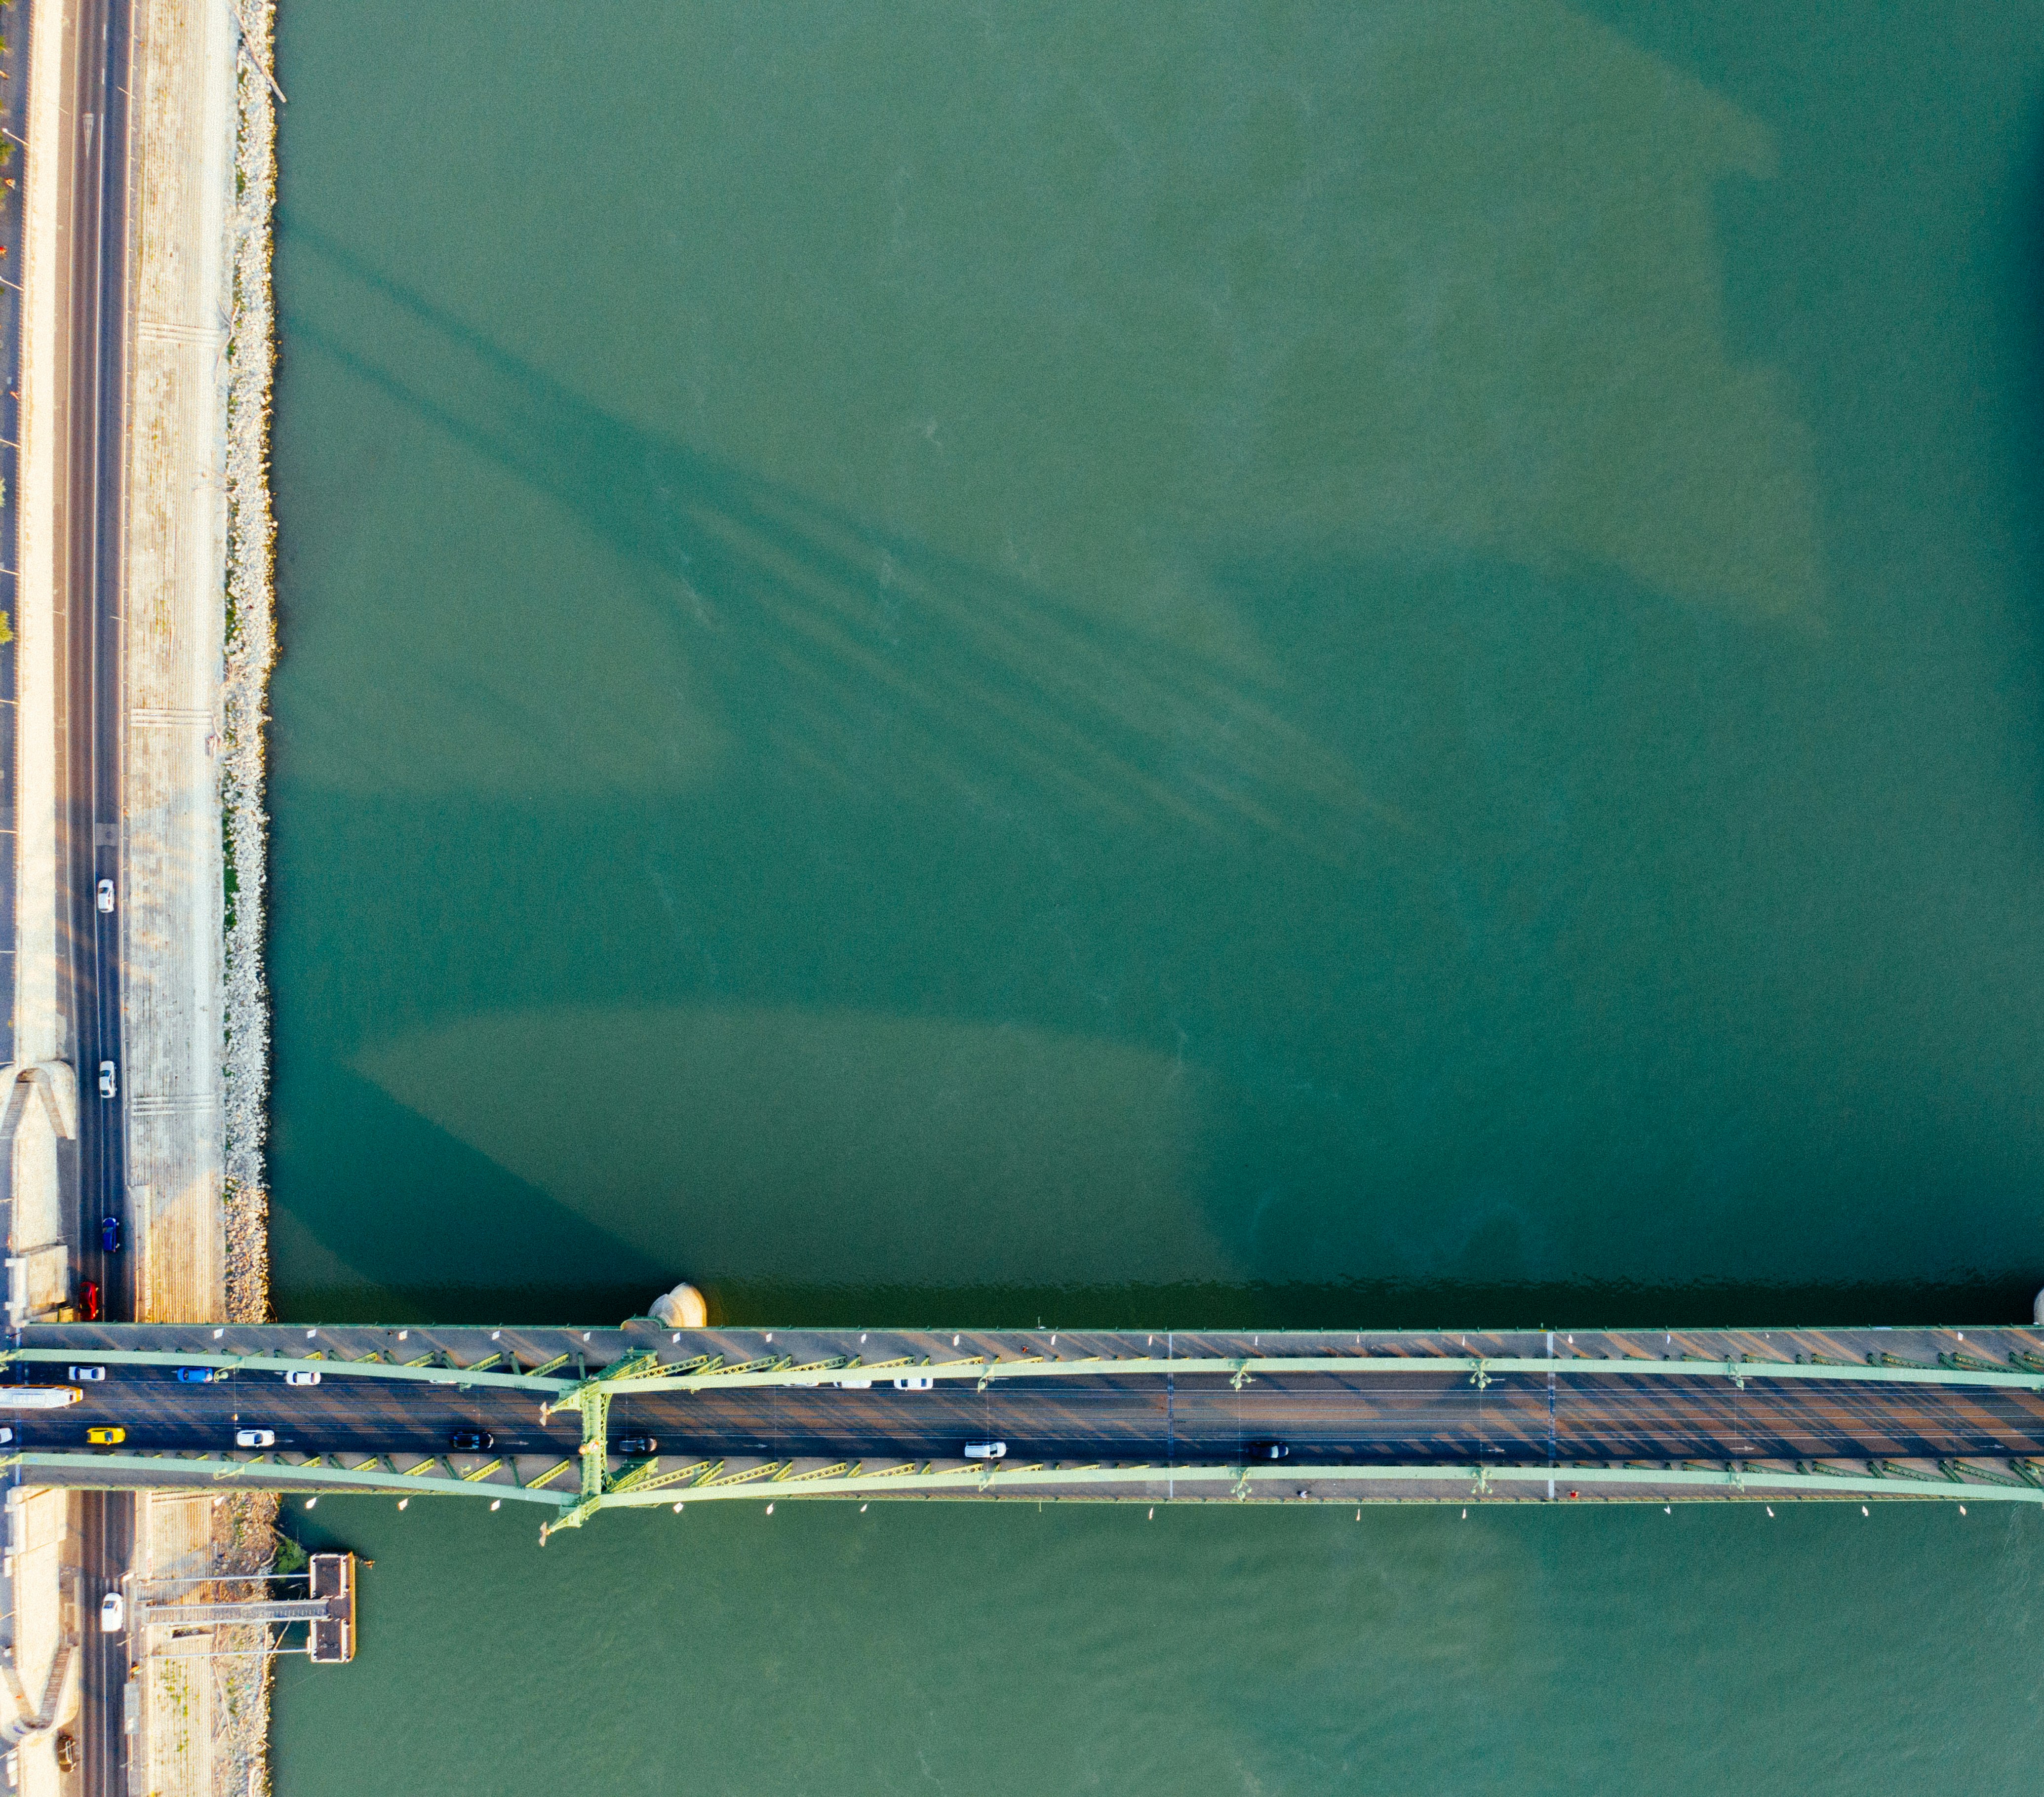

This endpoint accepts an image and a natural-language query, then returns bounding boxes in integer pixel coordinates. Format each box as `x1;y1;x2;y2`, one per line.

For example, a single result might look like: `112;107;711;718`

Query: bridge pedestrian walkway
3;1321;2044;1539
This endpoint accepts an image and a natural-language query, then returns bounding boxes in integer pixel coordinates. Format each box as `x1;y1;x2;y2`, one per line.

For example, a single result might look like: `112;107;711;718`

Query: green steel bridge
7;1319;2044;1540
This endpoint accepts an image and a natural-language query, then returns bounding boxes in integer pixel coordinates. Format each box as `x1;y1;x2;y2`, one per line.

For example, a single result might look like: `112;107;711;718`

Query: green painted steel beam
596;1352;2044;1397
579;1390;611;1500
0;1346;580;1393
593;1459;2044;1508
0;1450;569;1504
14;1447;2039;1538
537;1387;623;1540
540;1500;601;1541
14;1342;2044;1404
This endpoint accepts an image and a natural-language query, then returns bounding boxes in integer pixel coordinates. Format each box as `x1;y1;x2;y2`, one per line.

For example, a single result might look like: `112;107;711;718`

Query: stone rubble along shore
142;3;282;1783
214;19;281;1797
222;8;278;1328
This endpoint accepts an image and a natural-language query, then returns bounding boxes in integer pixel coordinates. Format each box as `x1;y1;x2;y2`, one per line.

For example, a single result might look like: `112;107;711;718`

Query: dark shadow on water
276;215;1398;864
269;216;1397;1314
711;1275;2042;1331
273;1062;686;1314
273;1275;2041;1333
269;220;2044;1330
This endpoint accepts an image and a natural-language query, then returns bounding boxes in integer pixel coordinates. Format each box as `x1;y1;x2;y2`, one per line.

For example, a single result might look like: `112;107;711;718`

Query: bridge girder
8;1343;2044;1397
8;1448;2044;1536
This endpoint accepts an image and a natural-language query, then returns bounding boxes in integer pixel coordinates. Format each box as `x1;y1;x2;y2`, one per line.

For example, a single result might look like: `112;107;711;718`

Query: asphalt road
55;0;136;1785
0;0;31;1069
66;0;133;1348
13;1361;2044;1471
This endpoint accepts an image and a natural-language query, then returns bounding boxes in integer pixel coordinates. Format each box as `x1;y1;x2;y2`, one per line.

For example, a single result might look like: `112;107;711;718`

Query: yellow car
85;1427;125;1446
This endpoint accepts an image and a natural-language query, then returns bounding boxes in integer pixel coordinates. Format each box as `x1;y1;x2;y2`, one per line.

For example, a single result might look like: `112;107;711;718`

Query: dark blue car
99;1216;120;1253
175;1367;224;1384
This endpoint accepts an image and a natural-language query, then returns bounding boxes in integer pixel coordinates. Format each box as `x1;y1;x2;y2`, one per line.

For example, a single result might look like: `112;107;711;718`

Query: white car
99;1592;124;1633
95;879;115;914
68;1366;105;1382
892;1376;934;1392
97;1062;116;1099
833;1378;873;1389
283;1370;321;1386
235;1428;275;1448
964;1442;1007;1460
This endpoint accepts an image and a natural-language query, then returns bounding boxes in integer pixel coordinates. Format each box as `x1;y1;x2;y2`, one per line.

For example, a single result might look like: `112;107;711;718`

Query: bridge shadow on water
270;218;1410;1322
278;218;1397;862
269;220;2044;1332
274;218;1445;1321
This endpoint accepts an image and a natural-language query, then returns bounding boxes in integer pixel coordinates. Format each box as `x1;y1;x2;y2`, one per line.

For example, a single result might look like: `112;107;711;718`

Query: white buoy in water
650;1282;708;1329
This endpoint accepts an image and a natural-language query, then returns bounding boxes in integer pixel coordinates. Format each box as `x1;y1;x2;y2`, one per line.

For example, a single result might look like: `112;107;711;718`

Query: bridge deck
5;1323;2043;1529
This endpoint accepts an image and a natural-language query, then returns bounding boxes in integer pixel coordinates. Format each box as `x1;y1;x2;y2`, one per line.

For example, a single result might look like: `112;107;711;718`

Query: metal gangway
130;1554;355;1663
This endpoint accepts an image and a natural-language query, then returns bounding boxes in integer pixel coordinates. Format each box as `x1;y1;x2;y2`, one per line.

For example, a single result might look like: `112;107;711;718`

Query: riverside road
54;0;138;1786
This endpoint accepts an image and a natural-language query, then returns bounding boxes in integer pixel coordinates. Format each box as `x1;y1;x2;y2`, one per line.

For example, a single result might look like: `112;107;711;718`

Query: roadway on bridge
13;1354;2044;1472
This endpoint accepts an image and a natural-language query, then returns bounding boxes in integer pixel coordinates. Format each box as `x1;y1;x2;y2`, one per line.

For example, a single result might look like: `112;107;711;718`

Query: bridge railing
8;1343;2040;1397
6;1448;2044;1538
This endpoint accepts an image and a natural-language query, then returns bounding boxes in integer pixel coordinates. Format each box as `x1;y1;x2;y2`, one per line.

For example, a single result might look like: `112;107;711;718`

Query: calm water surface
270;3;2044;1789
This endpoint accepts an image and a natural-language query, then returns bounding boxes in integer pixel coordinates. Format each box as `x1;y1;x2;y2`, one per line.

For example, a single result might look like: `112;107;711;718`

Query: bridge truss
0;1323;2041;1540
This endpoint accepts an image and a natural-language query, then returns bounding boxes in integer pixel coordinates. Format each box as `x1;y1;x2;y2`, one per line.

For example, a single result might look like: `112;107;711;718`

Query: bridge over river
6;1321;2044;1539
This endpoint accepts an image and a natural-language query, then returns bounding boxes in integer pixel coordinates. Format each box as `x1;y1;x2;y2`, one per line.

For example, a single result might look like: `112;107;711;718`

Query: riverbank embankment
118;0;277;1791
122;0;236;1329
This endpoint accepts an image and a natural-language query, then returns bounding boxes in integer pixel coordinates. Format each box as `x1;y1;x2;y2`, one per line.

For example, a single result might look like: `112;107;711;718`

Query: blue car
99;1216;121;1253
175;1367;224;1384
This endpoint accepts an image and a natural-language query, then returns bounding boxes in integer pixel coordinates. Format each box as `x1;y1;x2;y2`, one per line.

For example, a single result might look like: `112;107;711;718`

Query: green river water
267;3;2044;1789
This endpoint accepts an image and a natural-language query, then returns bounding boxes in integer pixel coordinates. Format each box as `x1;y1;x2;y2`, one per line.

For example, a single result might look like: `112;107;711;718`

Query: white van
892;1376;934;1392
964;1442;1007;1460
